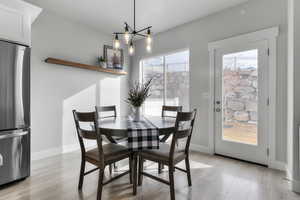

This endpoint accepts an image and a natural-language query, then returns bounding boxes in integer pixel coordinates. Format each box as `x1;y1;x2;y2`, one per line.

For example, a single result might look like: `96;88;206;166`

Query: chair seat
112;136;127;142
140;143;186;164
86;143;130;165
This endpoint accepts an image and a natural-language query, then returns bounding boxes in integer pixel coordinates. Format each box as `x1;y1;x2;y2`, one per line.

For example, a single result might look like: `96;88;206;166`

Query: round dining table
98;116;176;137
98;115;176;195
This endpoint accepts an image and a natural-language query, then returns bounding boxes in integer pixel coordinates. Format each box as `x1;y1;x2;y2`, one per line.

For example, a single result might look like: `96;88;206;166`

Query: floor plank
0;151;299;200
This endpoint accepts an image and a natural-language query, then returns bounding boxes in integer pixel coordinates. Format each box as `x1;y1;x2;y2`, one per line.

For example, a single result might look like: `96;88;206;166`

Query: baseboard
285;166;300;193
62;143;96;153
31;147;62;161
32;141;107;161
62;144;79;154
190;144;213;155
268;160;286;171
292;179;300;193
286;166;293;180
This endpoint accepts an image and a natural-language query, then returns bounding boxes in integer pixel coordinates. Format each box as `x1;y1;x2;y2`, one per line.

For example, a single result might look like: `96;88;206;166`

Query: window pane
222;49;258;145
165;51;190;111
141;50;190;116
142;57;164;116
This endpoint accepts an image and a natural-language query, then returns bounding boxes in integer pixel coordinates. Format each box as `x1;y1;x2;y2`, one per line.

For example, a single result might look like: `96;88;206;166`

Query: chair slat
96;106;117;118
175;111;194;122
162;105;182;118
79;129;97;140
74;111;96;122
176;129;191;139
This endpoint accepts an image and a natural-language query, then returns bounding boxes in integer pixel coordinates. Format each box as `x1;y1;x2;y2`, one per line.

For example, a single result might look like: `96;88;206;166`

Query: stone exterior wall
144;70;189;109
224;67;258;124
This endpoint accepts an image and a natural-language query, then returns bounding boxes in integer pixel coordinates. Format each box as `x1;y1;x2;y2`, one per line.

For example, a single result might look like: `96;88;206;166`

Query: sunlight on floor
117;160;213;173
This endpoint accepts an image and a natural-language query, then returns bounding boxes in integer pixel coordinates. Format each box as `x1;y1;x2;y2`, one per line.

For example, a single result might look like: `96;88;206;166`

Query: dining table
98;115;176;194
98;116;176;137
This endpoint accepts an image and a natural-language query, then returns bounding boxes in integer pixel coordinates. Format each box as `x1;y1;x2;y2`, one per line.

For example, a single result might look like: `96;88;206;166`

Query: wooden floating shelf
45;57;127;75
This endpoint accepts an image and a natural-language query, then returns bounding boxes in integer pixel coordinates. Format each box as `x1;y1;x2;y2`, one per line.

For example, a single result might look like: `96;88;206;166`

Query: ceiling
25;0;249;36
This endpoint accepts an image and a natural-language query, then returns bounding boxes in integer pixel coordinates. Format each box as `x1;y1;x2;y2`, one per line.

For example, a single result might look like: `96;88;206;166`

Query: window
140;50;190;116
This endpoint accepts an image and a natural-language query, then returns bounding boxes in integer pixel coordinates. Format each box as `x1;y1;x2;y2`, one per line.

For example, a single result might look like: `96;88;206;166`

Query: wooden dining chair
158;105;183;173
138;109;197;200
72;110;134;200
95;105;126;174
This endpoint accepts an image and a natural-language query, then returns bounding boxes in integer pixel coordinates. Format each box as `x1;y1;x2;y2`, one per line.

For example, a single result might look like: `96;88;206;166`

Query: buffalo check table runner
127;118;159;151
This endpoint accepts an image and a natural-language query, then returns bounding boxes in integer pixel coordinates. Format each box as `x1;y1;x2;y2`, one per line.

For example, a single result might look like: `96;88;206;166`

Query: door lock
215;108;221;112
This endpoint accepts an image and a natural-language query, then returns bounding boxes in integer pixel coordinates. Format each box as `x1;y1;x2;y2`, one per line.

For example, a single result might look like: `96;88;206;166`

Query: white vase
100;61;107;68
133;107;142;122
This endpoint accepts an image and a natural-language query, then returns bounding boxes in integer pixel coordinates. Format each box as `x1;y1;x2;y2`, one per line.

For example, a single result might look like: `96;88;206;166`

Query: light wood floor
0;151;299;200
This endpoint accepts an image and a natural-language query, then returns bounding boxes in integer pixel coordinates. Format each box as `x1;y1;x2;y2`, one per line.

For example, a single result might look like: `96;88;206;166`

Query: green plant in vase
98;56;106;68
126;78;152;122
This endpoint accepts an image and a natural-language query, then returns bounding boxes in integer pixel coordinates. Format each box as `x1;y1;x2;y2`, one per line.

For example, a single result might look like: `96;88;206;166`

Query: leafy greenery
98;56;105;62
126;78;152;107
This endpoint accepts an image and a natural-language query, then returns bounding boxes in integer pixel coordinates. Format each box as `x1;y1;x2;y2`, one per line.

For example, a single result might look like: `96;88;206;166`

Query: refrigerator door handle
0;153;3;166
0;130;28;140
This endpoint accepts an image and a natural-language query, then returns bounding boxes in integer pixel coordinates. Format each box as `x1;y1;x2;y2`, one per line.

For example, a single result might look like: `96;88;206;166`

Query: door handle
0;130;28;140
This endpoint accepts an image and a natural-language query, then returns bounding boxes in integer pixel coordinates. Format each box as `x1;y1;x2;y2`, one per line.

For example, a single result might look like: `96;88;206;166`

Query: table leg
133;152;138;195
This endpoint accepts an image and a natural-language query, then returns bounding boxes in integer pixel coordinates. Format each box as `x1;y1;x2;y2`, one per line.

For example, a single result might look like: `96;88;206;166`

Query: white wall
31;11;130;159
131;0;287;163
287;0;294;182
288;0;300;192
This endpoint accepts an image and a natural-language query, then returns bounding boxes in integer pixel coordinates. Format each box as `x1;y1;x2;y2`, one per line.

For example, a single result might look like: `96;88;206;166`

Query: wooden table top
98;116;176;137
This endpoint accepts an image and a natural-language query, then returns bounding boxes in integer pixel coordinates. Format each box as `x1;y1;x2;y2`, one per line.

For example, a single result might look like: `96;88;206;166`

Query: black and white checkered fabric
127;118;159;151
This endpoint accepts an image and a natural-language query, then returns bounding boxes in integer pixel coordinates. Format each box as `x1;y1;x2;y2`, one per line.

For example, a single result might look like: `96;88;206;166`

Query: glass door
214;41;269;165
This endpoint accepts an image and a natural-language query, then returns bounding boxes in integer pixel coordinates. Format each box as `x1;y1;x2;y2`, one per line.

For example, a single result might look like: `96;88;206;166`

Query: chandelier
113;0;153;55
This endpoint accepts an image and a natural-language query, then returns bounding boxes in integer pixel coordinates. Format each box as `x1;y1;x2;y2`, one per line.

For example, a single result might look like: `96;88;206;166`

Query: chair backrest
72;110;104;166
161;105;183;118
169;109;197;161
96;105;117;119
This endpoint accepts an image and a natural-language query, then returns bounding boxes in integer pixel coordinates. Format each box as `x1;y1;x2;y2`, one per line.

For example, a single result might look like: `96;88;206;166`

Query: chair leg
129;156;133;184
185;157;192;186
109;164;112;175
78;160;85;190
158;162;162;174
169;165;176;200
114;162;118;171
97;169;104;200
138;157;144;186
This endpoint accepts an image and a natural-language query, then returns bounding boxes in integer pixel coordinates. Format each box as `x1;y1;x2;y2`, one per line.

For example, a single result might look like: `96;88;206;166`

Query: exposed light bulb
124;24;130;44
146;44;152;53
114;34;120;49
124;32;130;44
146;29;152;45
129;41;134;55
147;35;152;44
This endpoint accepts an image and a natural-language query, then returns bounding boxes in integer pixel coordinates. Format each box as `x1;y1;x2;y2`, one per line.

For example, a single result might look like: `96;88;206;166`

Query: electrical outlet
0;153;3;166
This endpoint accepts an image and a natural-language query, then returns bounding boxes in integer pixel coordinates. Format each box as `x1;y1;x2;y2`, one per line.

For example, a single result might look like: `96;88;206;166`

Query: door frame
208;27;279;168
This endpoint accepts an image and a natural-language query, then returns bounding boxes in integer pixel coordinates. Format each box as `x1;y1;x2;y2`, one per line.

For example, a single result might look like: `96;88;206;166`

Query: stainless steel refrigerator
0;40;30;185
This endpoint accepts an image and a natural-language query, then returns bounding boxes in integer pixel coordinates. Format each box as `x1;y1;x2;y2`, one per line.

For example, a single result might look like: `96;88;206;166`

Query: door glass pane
142;57;164;116
222;49;258;145
165;51;190;111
